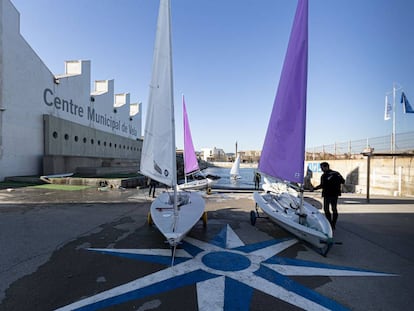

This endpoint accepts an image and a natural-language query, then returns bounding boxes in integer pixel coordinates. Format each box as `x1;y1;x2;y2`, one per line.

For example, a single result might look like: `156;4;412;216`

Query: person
312;162;345;230
148;178;157;198
254;171;261;190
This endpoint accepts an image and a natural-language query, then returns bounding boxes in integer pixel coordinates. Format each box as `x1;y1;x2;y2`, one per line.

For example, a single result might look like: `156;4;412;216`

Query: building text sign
43;88;138;136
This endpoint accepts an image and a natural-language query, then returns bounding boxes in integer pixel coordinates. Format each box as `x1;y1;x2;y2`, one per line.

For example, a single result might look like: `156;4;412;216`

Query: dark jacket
314;169;345;197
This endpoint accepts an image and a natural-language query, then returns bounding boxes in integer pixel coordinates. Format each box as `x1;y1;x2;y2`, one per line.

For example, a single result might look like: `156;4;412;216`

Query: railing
306;131;414;157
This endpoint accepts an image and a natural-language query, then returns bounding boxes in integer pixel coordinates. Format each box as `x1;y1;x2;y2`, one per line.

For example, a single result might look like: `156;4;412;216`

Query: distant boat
230;154;241;180
140;0;205;258
178;95;217;191
251;0;333;256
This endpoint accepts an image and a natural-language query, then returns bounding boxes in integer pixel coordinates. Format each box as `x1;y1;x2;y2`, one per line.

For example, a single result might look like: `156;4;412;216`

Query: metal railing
306;131;414;156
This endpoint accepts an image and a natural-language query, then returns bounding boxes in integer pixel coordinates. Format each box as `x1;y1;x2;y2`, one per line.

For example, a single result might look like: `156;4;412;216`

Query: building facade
0;0;143;181
200;147;226;162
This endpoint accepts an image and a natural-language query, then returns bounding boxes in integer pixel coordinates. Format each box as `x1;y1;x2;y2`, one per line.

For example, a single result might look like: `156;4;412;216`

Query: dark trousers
323;196;338;229
149;184;156;197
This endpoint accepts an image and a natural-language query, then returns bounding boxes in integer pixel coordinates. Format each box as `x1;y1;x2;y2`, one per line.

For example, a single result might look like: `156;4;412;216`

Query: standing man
148;178;157;198
254;171;261;190
313;162;345;230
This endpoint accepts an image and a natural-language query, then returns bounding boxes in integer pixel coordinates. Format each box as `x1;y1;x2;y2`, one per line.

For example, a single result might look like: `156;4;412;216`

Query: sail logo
153;161;162;175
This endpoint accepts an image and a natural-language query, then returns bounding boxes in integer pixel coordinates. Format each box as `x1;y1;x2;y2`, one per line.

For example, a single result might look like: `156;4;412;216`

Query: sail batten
258;0;308;184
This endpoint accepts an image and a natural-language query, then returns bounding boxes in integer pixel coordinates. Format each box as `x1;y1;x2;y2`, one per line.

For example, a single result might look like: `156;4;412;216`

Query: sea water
203;166;257;189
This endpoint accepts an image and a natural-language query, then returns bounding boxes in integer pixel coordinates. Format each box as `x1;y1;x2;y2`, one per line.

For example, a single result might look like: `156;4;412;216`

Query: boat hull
150;190;205;246
178;178;216;191
253;191;333;250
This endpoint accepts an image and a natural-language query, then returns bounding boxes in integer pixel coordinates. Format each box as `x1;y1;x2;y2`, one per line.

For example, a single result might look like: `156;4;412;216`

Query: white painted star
55;225;395;311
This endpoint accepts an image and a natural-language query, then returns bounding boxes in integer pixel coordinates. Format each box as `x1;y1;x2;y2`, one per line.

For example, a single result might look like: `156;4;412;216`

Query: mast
166;0;176;191
164;0;178;227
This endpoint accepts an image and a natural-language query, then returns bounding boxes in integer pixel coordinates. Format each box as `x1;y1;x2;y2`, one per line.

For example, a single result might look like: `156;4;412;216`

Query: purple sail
183;96;199;175
259;0;308;184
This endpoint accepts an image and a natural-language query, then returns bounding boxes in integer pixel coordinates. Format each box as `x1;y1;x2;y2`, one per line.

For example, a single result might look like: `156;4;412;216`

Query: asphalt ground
0;185;413;310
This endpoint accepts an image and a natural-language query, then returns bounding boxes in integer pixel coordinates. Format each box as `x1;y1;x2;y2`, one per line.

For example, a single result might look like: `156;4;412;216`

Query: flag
384;95;391;120
401;92;414;114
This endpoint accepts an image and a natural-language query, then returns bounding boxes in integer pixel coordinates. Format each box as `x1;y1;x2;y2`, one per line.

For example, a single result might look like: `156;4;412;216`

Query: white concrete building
200;147;226;161
0;0;142;181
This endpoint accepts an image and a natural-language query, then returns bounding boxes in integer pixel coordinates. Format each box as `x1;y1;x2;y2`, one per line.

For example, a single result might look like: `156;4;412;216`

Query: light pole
361;147;374;203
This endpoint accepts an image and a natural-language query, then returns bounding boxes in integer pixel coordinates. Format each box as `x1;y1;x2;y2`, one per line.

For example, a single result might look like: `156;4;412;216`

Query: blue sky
11;0;414;153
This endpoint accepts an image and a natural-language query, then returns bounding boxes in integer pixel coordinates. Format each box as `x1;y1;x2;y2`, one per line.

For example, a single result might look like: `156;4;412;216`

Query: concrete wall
42;115;142;175
306;156;414;197
0;0;142;180
43;115;141;159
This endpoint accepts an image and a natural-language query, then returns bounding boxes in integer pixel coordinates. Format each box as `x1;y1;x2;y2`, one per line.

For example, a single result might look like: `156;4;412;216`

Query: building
239;150;261;163
0;0;143;181
200;147;226;162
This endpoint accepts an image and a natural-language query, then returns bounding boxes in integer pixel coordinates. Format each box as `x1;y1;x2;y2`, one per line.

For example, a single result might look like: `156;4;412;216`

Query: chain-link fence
306;131;414;158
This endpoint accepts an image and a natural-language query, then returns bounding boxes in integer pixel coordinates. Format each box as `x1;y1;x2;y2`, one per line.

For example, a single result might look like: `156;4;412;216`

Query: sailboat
230;154;241;180
140;0;205;252
252;0;333;255
178;95;217;191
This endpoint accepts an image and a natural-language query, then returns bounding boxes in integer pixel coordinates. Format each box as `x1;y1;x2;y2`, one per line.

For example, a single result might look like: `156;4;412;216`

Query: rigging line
171;244;177;266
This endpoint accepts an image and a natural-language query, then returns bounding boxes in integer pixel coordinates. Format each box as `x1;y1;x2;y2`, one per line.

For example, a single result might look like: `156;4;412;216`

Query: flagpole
390;82;403;174
390;82;403;154
392;83;396;153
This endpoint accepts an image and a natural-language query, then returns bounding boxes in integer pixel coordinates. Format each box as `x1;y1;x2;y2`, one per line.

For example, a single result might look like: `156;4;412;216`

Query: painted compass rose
56;225;394;311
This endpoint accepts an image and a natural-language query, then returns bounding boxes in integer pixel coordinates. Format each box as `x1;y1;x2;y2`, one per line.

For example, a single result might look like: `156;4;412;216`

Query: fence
306;131;414;157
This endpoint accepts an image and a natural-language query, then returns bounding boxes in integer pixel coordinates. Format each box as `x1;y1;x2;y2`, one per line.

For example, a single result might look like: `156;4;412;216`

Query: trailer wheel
202;212;208;227
250;210;257;226
147;212;153;225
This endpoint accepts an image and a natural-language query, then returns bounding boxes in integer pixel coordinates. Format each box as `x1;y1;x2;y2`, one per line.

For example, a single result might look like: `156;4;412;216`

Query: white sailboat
252;0;333;255
178;95;217;191
140;0;205;252
230;154;241;180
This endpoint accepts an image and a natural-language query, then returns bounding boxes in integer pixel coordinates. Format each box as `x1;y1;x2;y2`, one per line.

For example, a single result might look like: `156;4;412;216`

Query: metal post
362;147;374;203
366;154;371;203
392;84;396;154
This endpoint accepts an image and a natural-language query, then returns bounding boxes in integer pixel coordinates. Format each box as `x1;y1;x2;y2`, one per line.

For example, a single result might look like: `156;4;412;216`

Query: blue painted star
55;225;395;311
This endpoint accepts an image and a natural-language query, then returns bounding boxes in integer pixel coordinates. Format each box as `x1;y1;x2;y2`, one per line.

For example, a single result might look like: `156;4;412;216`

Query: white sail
140;0;176;188
141;0;205;251
230;154;241;179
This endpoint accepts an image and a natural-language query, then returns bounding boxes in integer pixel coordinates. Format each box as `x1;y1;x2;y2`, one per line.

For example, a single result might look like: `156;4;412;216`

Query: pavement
0;184;414;310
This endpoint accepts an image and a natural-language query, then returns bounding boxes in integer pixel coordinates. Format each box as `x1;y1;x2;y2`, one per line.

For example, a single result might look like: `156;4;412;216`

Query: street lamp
361;147;374;203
